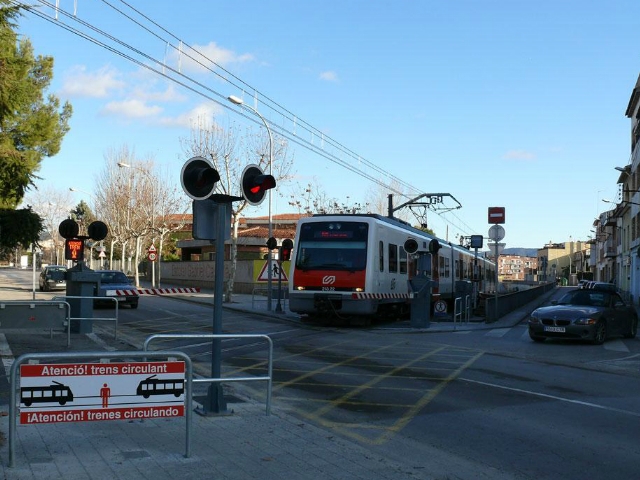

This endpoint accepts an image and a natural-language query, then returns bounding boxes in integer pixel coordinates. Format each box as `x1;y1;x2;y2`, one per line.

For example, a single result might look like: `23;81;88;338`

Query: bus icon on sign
136;375;185;398
21;381;74;406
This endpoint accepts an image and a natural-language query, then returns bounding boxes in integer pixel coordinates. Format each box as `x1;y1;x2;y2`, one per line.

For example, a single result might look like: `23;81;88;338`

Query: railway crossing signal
241;164;276;206
266;237;277;250
280;239;293;261
58;219;108;262
64;239;84;261
57;218;109;335
180;156;221;200
179;157;277;416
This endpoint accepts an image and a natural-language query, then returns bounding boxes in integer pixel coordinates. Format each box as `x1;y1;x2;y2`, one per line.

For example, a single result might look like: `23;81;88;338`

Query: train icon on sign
136;375;185;398
21;381;74;406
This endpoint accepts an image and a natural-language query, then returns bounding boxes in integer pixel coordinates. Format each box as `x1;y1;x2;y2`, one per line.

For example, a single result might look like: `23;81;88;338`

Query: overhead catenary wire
11;0;480;239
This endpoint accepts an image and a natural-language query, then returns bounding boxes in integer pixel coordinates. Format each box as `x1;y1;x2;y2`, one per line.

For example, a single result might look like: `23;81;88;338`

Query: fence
484;282;556;322
52;295;119;340
0;300;71;346
453;295;471;329
143;333;273;415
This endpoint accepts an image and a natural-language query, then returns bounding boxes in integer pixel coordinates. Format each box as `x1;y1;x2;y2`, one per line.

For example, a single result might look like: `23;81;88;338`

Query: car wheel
529;333;546;343
592;321;607;345
624;318;638;339
130;302;139;309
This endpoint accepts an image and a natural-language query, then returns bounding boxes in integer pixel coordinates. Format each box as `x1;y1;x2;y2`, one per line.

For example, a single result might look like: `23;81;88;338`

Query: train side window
379;241;384;272
389;244;398;273
399;247;407;274
444;257;450;277
455;259;460;279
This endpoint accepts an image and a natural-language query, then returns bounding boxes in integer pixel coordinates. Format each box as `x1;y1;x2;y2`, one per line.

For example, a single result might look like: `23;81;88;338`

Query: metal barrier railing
52;295;119;340
143;333;273;415
0;300;71;346
453;295;471;329
9;350;193;467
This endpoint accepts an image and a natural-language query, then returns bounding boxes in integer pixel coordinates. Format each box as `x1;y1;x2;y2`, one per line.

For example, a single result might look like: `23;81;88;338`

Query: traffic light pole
204;201;228;414
275;259;283;313
180;156;275;416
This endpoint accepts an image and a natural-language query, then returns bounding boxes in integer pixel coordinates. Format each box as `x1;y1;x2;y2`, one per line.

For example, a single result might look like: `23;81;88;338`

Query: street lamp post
228;95;274;311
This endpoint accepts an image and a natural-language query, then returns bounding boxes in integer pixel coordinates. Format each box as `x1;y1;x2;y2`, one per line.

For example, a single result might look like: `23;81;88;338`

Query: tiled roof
237;226;297;239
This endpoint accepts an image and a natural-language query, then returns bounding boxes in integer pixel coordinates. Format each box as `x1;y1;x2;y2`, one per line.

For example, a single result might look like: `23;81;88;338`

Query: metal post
31;244;36;300
275;258;283;313
204;202;227;414
494;242;499;320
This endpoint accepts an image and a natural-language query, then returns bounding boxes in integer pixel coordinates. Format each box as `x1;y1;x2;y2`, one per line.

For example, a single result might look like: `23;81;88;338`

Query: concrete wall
154;260;287;294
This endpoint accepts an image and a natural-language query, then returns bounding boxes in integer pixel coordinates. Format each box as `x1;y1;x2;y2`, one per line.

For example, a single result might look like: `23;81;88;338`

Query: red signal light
65;239;85;261
241;164;276;205
280;238;293;261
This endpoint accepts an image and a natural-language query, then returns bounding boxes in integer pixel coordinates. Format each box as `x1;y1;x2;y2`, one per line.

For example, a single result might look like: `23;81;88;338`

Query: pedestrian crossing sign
255;260;289;282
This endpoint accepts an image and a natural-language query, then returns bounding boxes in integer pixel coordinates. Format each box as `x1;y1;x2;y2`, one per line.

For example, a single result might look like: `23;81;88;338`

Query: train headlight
296;286;305;291
354;287;363;292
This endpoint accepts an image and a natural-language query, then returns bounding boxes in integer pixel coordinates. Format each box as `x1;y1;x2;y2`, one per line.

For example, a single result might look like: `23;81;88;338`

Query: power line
12;0;482;238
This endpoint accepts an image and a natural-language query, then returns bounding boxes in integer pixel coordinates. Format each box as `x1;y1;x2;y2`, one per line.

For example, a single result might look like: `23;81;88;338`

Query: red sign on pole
488;207;506;224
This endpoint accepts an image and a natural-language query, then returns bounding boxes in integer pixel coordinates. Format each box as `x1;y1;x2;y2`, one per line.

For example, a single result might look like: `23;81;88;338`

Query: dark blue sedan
94;270;139;309
528;288;637;345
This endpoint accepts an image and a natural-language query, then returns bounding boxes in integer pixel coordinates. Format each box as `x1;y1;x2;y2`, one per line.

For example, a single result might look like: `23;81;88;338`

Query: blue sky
13;0;640;249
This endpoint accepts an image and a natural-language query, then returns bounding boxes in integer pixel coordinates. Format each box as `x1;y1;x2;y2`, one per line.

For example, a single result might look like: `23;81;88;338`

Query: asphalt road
2;270;640;479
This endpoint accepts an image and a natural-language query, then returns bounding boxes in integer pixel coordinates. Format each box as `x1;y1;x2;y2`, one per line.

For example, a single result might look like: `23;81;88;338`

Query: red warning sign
19;361;185;424
488;207;505;224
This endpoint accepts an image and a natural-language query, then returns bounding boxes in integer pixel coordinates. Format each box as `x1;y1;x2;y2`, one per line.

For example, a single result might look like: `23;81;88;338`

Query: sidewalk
0;276;557;479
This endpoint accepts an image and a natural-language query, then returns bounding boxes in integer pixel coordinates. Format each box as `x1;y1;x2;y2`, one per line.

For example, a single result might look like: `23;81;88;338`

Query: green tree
0;2;72;252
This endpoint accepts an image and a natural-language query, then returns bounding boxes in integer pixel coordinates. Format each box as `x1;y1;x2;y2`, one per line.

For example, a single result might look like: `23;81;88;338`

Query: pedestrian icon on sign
100;383;111;408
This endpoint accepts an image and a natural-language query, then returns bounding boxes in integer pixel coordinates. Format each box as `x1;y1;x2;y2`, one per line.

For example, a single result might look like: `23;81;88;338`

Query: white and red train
288;214;495;320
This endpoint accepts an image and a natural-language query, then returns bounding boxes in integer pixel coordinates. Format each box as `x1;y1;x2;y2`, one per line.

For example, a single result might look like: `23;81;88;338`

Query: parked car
577;280;590;289
39;265;67;292
94;270;139;309
528;288;638;344
588;281;617;292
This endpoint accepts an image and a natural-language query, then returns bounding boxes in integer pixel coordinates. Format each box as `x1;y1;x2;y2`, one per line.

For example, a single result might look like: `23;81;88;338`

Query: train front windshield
296;221;368;271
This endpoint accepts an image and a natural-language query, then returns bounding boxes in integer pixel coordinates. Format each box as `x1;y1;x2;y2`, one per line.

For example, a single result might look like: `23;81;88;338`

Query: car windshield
558;290;613;307
99;272;130;284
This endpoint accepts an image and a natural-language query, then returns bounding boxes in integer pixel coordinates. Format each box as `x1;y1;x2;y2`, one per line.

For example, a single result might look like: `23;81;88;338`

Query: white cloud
157;103;223;128
131;83;187;103
319;71;339;82
170;42;254;74
60;65;125;98
100;99;163;119
503;150;536;161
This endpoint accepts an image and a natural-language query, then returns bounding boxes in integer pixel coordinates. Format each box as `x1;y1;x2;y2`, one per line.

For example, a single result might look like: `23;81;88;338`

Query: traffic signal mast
180;156;276;416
